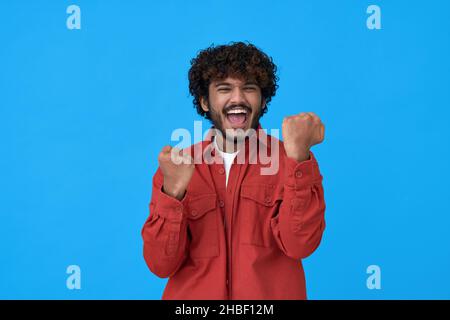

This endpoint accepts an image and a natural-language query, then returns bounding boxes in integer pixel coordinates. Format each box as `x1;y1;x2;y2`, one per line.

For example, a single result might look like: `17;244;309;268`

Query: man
141;42;326;299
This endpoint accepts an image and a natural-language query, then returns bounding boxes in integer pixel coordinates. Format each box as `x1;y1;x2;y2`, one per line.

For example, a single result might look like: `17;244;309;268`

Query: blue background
1;0;449;299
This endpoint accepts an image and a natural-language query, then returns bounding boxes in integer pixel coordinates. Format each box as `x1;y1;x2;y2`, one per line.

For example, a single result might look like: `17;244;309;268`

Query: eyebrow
215;82;232;87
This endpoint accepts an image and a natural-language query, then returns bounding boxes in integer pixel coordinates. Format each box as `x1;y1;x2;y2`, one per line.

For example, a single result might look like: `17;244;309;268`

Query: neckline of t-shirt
213;137;240;158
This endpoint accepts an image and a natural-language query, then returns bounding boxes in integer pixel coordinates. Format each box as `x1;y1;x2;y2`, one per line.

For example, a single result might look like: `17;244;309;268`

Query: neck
214;134;244;154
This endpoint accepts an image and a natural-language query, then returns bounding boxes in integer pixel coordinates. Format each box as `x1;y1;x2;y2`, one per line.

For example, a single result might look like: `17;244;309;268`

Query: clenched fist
282;112;325;162
158;146;194;201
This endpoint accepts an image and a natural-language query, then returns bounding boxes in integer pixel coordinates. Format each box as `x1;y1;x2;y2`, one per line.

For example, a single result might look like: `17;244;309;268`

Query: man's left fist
282;112;325;162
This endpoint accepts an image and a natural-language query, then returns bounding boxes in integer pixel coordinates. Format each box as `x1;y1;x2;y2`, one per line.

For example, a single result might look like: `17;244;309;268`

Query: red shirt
141;126;326;299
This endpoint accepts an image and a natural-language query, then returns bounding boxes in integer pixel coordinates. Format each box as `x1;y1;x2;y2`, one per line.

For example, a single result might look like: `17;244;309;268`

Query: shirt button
218;168;225;175
191;210;198;217
264;196;271;204
295;170;303;178
219;200;225;207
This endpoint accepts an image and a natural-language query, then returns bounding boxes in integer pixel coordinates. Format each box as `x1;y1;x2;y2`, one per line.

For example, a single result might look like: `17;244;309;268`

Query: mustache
222;104;252;115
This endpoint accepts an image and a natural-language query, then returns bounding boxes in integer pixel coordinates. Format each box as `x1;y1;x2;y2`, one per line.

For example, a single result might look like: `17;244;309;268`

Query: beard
206;100;262;144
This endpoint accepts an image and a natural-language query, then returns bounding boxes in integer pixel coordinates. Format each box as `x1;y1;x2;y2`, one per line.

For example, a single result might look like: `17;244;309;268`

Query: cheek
210;97;228;114
248;94;263;111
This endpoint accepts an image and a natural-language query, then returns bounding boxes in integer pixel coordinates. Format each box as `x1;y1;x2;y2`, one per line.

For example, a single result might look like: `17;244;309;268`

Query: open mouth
225;107;250;128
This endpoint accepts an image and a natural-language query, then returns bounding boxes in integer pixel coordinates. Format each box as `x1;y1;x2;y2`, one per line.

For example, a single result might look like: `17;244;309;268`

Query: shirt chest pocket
239;184;284;248
187;194;220;258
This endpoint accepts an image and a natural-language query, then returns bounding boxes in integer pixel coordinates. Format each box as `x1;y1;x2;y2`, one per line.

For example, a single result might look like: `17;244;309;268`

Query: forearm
141;169;190;278
271;151;326;260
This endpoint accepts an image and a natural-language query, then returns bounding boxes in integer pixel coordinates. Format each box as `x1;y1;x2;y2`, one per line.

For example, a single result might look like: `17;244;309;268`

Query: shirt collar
200;123;272;161
204;123;268;147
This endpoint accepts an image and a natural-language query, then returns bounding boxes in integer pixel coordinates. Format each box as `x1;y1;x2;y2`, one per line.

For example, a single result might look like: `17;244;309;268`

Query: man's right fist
158;145;194;201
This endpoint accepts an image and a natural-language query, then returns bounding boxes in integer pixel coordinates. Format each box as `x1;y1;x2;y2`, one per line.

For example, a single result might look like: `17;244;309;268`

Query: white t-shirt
213;138;239;187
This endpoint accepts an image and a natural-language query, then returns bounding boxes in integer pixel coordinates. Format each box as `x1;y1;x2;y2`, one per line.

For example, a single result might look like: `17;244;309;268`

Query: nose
229;87;247;106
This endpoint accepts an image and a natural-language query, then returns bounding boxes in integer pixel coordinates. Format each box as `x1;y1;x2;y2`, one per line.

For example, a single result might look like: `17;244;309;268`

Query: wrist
162;181;187;201
286;148;310;162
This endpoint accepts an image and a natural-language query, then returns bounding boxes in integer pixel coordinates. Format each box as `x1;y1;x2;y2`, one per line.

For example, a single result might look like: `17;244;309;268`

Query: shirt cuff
284;151;322;189
154;186;189;223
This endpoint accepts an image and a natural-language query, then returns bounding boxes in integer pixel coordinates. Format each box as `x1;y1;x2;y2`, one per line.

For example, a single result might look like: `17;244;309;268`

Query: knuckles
284;114;320;129
282;113;325;145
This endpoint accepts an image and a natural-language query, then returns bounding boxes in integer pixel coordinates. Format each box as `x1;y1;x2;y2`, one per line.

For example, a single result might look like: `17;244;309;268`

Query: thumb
161;145;172;154
181;153;194;165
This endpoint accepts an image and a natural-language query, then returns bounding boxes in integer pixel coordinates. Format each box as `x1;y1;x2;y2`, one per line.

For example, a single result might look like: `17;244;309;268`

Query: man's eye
244;87;256;91
218;88;230;92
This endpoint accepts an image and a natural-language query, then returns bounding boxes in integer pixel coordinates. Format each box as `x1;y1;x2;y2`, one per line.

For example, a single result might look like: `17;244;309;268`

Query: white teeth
227;108;248;115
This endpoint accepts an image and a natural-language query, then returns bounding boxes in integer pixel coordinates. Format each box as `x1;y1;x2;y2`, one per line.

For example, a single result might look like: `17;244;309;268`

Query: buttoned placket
224;162;237;298
204;129;265;299
213;154;242;300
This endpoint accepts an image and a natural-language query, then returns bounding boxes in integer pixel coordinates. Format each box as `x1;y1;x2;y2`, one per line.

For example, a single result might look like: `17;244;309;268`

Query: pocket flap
240;184;283;206
187;194;217;219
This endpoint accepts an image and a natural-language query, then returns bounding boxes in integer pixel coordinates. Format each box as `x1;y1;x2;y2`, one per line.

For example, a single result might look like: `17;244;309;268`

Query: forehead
210;76;256;86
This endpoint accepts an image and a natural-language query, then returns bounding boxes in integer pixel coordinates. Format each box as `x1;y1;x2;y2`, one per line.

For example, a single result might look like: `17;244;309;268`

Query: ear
200;97;209;112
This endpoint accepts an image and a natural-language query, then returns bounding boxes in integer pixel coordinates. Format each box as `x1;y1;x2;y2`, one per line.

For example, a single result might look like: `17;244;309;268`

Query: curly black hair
188;41;279;119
